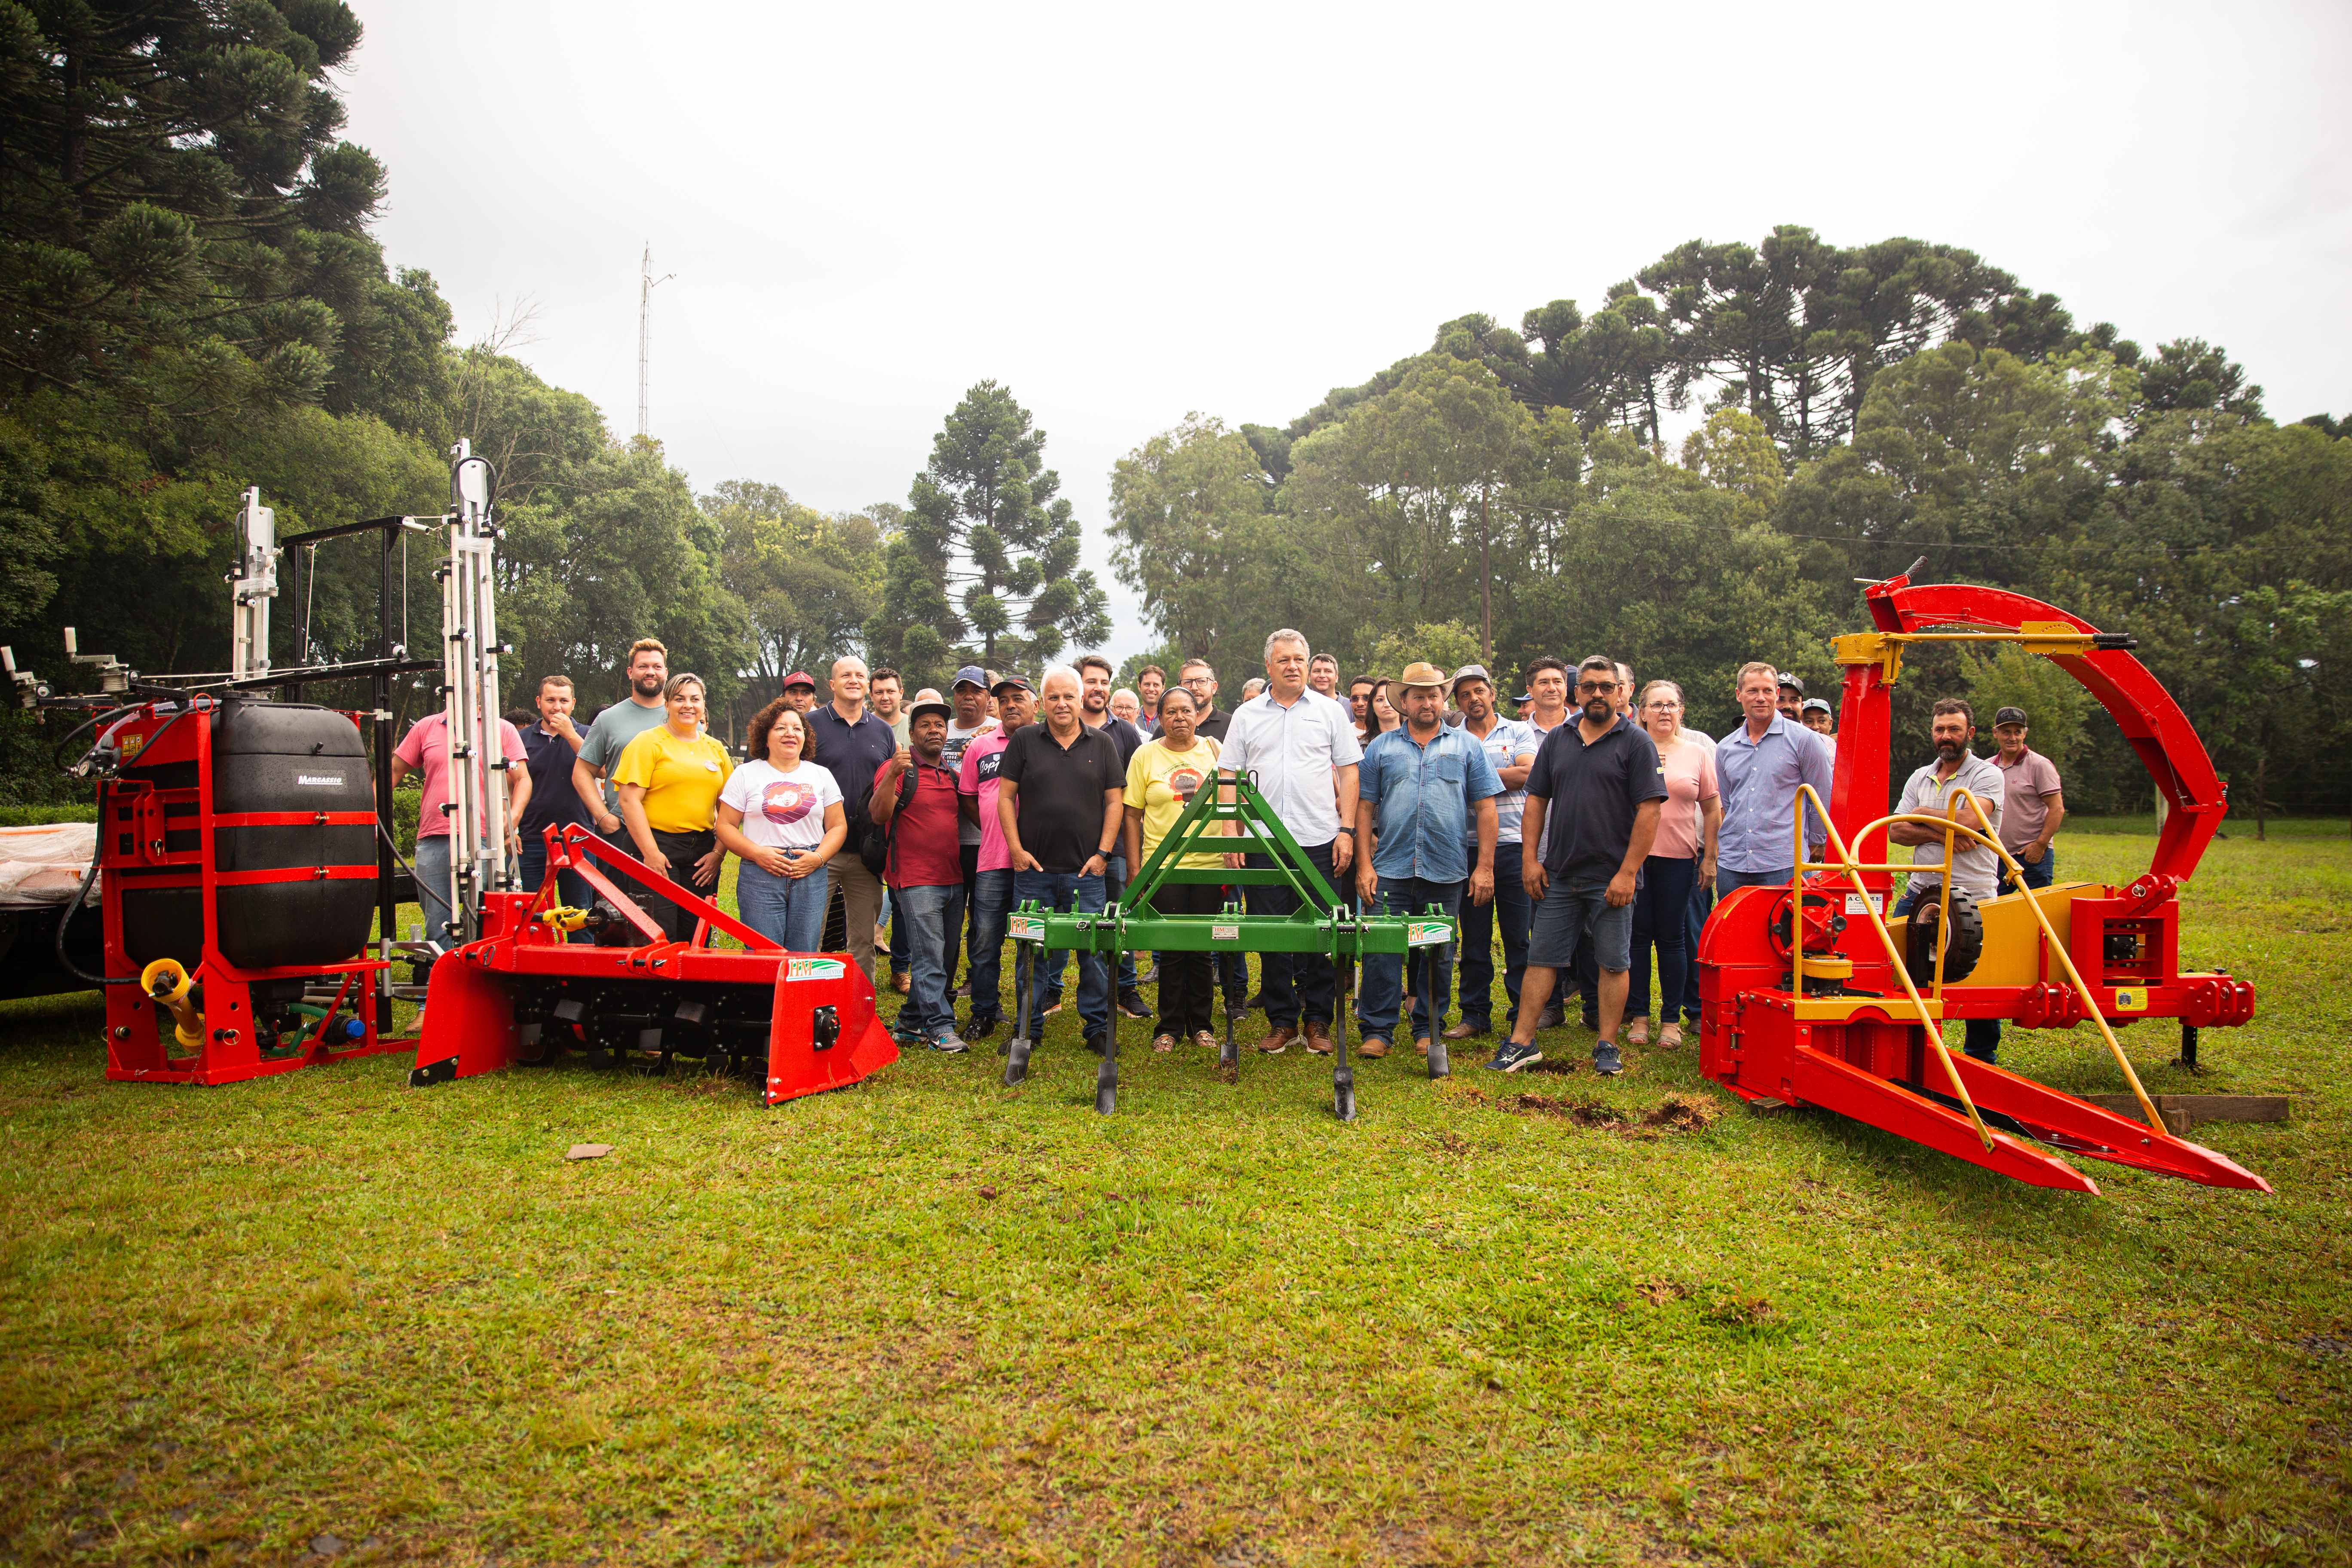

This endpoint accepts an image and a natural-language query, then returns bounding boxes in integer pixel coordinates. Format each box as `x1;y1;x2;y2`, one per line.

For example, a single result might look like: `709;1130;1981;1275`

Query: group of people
394;630;2068;1072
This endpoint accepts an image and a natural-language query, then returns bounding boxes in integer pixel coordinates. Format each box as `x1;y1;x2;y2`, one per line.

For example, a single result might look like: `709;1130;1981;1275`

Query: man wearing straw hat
1354;662;1503;1057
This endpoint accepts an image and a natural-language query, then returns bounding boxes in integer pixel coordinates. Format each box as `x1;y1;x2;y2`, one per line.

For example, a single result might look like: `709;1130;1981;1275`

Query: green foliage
870;382;1109;690
1366;621;1481;683
1959;645;2095;771
1107;414;1274;671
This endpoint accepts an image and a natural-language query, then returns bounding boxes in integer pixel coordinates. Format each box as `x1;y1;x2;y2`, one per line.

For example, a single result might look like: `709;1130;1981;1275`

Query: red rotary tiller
408;824;896;1104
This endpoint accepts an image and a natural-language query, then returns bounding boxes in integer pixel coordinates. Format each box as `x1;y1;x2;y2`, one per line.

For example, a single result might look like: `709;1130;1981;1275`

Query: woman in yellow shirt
1121;685;1240;1052
611;673;733;940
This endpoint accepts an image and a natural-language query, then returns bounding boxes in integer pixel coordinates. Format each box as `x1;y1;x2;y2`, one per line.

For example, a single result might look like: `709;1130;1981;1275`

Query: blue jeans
1039;856;1140;1001
411;835;458;942
1015;869;1110;1037
1455;842;1528;1027
2006;847;2055;891
1248;839;1341;1029
1628;854;1697;1023
735;860;831;952
891;881;964;1041
1357;875;1465;1042
889;884;911;979
1894;882;2000;1063
517;834;592;942
1683;880;1713;1022
967;867;1014;1024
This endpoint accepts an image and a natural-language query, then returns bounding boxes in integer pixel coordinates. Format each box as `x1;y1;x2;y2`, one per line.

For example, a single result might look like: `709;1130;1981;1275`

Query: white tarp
0;822;98;906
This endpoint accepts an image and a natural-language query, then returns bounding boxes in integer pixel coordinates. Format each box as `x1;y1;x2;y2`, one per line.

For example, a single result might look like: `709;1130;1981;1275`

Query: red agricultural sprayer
1695;571;2269;1195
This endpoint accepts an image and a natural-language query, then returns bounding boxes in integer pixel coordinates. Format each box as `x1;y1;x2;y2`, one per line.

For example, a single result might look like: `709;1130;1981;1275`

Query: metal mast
636;242;674;437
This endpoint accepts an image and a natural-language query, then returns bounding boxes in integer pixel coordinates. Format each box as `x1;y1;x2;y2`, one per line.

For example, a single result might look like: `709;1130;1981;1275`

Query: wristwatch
1334;826;1356;836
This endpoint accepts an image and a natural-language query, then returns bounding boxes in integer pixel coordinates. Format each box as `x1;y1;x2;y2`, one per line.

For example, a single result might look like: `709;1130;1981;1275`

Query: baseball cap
909;697;952;723
783;671;816;690
1994;705;2029;726
990;674;1032;696
1449;662;1492;692
1801;697;1831;717
953;664;989;691
1777;673;1804;694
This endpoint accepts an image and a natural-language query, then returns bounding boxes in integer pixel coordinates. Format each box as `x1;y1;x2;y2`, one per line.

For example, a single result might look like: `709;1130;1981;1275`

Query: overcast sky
342;0;2352;670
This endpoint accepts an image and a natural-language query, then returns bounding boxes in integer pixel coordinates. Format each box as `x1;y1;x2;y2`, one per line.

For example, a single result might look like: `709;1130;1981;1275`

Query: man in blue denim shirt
1714;661;1833;897
1491;655;1664;1077
1354;663;1502;1057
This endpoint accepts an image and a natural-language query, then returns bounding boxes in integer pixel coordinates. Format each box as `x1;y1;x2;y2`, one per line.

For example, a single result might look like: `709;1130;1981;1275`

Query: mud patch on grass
1501;1091;1725;1136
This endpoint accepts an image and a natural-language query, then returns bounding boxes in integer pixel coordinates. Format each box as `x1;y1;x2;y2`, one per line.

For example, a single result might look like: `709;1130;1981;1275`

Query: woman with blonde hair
1626;679;1720;1048
717;699;845;951
611;673;733;940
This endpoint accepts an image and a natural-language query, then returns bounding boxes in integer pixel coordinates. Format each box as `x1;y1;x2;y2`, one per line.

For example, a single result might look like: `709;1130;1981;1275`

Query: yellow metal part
139;957;204;1050
1887;881;2086;987
1831;624;2101;690
536;905;590;932
1792;995;1943;1023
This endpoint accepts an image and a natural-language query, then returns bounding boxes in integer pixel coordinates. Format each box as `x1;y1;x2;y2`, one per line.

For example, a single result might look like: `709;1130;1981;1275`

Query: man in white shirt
1890;696;2006;1063
1219;629;1362;1054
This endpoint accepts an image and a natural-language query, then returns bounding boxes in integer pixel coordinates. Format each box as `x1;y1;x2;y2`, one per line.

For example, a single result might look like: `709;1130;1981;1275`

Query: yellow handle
536;906;589;932
139;958;205;1050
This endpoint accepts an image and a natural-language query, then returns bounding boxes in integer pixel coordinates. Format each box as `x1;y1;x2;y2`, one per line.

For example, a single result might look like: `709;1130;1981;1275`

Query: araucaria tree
869;381;1109;689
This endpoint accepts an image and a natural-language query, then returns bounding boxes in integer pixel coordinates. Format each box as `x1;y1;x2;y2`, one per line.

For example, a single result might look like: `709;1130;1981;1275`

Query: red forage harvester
408;824;895;1103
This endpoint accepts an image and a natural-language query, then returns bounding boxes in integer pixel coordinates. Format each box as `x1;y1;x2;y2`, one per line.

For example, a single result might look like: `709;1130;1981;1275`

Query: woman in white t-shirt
716;702;845;952
1627;680;1721;1050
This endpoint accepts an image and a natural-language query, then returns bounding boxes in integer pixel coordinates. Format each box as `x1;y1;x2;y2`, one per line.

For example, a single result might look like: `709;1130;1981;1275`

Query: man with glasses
1439;664;1535;1043
1491;655;1664;1077
1715;661;1834;898
1180;658;1233;744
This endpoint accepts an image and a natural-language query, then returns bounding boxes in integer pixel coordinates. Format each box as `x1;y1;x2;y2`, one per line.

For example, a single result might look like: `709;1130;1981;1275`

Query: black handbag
857;760;914;875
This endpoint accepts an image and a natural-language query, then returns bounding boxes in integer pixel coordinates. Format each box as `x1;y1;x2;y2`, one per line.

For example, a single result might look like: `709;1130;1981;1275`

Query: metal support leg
1422;931;1449;1078
1095;956;1119;1115
1332;922;1356;1121
2180;1022;2200;1071
1004;937;1033;1085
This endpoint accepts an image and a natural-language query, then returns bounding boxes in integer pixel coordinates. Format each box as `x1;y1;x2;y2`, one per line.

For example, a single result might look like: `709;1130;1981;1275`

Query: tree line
4;5;2343;821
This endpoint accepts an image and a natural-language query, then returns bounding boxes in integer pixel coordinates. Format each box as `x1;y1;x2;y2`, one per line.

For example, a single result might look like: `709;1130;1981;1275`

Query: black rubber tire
1905;886;1984;986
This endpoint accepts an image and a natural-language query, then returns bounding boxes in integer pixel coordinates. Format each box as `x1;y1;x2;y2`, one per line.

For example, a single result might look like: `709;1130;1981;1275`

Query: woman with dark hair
1120;685;1238;1051
717;699;845;951
1348;676;1379;745
611;673;732;940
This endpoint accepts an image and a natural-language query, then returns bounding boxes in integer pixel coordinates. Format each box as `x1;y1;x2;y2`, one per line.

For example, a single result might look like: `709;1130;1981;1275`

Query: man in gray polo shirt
1219;628;1363;1054
1890;696;2006;1063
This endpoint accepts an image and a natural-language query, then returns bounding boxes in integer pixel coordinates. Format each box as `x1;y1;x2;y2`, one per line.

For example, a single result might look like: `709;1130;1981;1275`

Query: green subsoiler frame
1003;775;1458;1119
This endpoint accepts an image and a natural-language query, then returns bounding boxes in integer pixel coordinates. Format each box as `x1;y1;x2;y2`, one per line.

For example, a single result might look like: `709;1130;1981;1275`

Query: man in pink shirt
392;708;531;941
956;675;1034;1040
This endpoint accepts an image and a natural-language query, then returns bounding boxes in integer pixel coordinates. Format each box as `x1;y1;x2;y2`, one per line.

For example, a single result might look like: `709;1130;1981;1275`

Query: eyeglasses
1643;699;1681;710
1577;680;1618;694
1182;674;1214;687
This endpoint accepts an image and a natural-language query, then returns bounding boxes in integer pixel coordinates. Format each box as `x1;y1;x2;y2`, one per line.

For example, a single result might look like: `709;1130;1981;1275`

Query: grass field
1;824;2347;1565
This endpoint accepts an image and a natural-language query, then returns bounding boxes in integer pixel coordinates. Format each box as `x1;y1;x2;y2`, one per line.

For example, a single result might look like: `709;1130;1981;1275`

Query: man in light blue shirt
1354;663;1502;1056
1715;661;1834;897
1443;663;1538;1040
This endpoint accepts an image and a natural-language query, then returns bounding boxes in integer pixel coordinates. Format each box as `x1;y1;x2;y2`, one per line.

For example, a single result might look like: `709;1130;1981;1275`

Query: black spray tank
115;701;377;970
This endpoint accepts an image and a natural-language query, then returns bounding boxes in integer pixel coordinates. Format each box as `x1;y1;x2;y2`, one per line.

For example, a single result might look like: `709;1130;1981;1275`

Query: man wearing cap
869;695;969;1053
1890;698;2006;1062
958;674;1035;1040
808;655;898;987
1443;664;1539;1041
1991;705;2064;891
1776;672;1806;722
1800;696;1836;756
998;667;1127;1055
943;665;1001;997
1715;662;1834;899
1219;629;1363;1054
1354;663;1503;1056
781;671;819;716
1491;655;1666;1077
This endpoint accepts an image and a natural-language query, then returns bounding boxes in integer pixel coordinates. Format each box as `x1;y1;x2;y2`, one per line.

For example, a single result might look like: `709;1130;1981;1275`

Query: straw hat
1386;662;1448;710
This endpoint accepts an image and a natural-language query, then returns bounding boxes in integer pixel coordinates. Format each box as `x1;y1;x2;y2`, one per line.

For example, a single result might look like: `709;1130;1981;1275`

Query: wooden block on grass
2078;1094;2289;1128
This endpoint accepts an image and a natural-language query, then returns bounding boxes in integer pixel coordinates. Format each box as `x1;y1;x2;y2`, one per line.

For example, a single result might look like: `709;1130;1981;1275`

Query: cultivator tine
1219;1011;1237;1072
1095;1015;1118;1115
1421;937;1448;1079
1333;1003;1355;1123
1004;940;1032;1086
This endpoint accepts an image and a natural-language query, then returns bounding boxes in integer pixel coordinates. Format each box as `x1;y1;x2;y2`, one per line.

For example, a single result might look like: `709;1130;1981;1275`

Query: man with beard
781;671;818;714
1889;698;2006;1063
943;666;1001;998
870;697;969;1053
572;639;672;856
1489;655;1664;1078
958;674;1035;1041
1136;665;1167;736
1442;664;1538;1041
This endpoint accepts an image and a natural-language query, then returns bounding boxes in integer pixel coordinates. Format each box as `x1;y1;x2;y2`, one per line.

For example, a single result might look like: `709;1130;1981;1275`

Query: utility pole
636;242;675;438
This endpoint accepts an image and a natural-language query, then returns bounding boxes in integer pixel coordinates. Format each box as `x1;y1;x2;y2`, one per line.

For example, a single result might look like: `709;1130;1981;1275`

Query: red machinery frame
408;824;897;1105
1697;575;2266;1194
98;698;407;1084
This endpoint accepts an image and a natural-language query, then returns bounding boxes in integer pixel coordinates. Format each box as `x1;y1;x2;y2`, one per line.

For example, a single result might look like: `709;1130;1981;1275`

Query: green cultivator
1005;777;1455;1119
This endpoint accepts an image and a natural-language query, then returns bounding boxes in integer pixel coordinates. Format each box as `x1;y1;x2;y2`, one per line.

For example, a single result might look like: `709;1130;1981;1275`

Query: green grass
1;830;2347;1565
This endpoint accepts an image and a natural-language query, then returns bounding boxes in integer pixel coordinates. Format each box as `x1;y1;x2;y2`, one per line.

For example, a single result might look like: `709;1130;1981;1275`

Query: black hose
49;702;137;775
54;815;129;987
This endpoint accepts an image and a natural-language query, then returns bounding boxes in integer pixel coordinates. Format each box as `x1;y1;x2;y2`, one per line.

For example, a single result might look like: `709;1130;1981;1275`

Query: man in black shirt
807;655;899;986
998;666;1127;1053
1178;657;1233;744
1074;654;1148;1017
1490;655;1664;1078
517;674;594;937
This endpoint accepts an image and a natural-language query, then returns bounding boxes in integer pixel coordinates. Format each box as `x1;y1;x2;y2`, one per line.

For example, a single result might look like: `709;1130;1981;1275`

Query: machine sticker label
1407;921;1449;946
1008;916;1042;941
118;732;147;762
1844;892;1885;916
295;773;346;787
1212;923;1240;941
785;958;845;981
2112;986;2147;1011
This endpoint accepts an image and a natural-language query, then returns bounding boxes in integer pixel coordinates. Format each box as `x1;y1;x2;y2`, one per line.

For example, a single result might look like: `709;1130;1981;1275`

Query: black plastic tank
116;701;377;970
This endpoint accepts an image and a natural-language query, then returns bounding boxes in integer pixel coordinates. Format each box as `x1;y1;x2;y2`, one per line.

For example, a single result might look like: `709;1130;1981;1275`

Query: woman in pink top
1627;680;1721;1049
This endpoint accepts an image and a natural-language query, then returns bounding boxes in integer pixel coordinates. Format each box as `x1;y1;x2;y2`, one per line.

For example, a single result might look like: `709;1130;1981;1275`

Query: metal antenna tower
636;241;676;437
